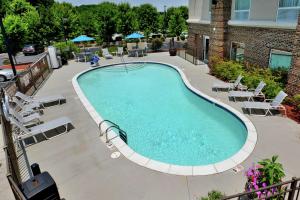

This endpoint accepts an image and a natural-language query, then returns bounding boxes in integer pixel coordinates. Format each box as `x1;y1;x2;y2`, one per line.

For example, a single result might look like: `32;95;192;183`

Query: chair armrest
228;80;235;83
247;88;255;91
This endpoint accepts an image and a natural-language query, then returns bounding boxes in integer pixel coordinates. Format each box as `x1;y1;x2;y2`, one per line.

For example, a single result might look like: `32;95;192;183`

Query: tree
27;0;56;45
178;6;188;20
136;4;158;33
27;0;55;8
166;7;177;24
50;2;82;41
77;5;98;36
95;2;118;44
0;0;9;16
116;3;138;36
0;0;40;56
168;10;186;40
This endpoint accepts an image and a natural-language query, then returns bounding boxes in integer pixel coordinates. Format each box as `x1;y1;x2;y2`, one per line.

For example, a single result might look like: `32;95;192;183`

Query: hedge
210;56;287;98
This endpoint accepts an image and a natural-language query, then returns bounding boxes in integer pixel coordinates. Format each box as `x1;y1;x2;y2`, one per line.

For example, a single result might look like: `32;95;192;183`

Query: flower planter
284;105;300;123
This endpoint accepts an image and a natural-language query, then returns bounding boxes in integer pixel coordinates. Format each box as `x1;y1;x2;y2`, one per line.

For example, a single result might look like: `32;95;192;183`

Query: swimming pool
73;62;257;175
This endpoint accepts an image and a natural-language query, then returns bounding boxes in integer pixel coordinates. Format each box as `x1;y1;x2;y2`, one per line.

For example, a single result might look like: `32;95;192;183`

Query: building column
208;0;231;63
287;15;300;96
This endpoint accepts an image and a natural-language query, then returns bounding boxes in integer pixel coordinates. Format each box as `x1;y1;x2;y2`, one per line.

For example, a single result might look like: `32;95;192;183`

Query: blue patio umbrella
125;32;144;39
71;35;95;42
72;35;95;57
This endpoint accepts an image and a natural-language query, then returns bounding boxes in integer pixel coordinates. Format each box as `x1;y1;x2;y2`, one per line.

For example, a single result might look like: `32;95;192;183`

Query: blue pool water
77;63;247;166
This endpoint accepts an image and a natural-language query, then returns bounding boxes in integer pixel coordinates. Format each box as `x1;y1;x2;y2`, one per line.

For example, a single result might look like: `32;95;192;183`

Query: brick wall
227;26;295;67
187;23;211;60
187;1;299;95
286;16;300;95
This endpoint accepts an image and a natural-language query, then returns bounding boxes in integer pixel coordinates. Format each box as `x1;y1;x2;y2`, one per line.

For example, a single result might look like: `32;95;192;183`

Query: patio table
128;49;144;57
78;52;93;62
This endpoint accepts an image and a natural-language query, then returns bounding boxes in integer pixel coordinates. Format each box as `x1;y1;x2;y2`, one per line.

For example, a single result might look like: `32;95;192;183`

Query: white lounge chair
212;75;246;92
12;98;41;116
229;81;266;102
102;48;113;59
138;42;147;56
117;47;124;56
10;116;72;143
15;92;65;107
242;90;287;116
9;106;41;126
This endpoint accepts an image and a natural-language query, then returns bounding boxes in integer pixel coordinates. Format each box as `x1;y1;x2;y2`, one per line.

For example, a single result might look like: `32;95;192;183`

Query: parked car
22;44;44;56
0;68;15;82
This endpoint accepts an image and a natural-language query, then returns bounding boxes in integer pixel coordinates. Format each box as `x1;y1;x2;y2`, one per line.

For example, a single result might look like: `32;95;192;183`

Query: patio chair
138;42;147;56
12;98;41;116
212;75;246;92
72;52;85;62
242;90;287;116
9;106;41;126
10;116;72;143
15;92;66;108
102;48;113;59
117;47;124;56
228;81;266;102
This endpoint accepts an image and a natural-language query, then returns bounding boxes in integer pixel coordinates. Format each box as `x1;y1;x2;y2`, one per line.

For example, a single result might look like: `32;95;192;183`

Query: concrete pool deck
1;52;300;199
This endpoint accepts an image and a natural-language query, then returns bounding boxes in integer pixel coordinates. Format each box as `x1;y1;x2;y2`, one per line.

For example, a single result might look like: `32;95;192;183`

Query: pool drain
111;151;121;159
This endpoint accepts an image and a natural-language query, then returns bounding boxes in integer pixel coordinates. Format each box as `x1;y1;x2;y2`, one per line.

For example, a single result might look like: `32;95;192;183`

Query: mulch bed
0;63;32;71
284;105;300;123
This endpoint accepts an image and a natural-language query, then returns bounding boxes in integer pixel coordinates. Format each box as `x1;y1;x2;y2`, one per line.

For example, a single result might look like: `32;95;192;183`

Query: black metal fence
223;177;300;200
177;47;201;65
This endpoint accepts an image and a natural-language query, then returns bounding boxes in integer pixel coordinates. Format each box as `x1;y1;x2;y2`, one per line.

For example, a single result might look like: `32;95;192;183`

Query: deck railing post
288;177;298;200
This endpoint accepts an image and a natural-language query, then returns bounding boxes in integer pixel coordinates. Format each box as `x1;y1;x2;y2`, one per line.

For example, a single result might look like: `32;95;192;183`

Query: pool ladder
99;119;127;144
120;55;128;73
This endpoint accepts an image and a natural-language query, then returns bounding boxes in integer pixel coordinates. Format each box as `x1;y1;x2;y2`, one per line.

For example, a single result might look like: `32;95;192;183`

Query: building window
269;50;292;69
277;0;300;22
234;0;250;20
230;42;245;62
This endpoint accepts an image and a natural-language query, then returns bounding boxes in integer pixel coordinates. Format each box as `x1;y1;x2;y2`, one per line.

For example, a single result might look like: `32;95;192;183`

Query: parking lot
0;52;44;66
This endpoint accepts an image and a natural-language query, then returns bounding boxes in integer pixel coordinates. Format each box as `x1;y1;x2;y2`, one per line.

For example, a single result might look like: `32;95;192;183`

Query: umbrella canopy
125;32;144;39
72;35;95;42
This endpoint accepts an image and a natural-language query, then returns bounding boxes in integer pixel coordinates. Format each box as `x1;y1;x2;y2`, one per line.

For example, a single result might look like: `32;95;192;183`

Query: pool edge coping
72;61;257;176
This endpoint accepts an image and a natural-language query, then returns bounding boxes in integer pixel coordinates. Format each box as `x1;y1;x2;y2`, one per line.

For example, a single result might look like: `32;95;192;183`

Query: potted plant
245;156;285;199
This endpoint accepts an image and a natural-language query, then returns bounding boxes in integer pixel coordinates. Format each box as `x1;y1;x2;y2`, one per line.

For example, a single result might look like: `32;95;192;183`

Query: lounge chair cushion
242;102;271;109
229;91;254;98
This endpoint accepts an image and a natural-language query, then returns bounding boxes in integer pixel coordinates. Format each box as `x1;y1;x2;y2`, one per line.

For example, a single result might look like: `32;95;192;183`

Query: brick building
187;0;300;95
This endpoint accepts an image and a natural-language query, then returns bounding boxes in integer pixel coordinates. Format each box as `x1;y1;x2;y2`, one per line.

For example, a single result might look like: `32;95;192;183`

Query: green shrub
211;58;284;98
108;46;117;54
2;59;10;65
95;50;102;57
53;41;80;60
151;38;163;52
293;94;300;110
200;190;225;200
263;79;282;99
271;67;289;86
212;60;244;81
